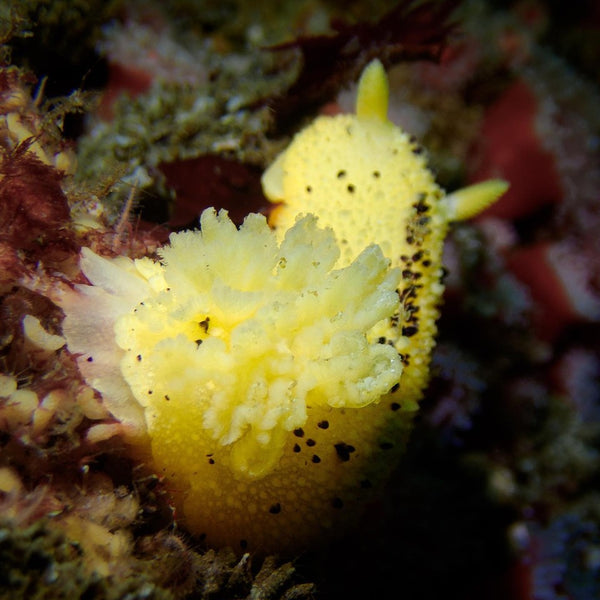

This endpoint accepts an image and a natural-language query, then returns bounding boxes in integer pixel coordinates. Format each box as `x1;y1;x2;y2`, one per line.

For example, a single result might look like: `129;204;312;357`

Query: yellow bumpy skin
263;58;507;418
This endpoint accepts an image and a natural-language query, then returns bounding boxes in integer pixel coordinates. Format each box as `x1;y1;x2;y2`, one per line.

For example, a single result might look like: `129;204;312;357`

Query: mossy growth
0;519;316;599
0;519;173;600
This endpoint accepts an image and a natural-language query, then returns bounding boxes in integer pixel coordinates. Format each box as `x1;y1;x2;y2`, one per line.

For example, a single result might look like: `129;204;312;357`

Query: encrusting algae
53;59;507;555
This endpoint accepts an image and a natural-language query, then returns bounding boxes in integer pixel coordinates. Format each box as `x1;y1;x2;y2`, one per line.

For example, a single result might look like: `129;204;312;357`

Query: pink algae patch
470;80;563;220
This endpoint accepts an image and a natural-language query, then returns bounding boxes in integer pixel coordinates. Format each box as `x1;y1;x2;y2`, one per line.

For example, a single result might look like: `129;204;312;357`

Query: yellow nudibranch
58;59;506;555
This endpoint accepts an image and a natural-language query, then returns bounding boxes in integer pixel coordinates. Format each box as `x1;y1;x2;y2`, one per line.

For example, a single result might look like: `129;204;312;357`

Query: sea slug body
55;59;506;555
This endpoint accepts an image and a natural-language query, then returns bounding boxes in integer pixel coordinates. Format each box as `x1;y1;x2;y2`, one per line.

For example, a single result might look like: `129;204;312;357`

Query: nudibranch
55;59;506;556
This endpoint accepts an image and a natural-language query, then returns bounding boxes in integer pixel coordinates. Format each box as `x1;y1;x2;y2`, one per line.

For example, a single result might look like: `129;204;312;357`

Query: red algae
470;80;563;219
